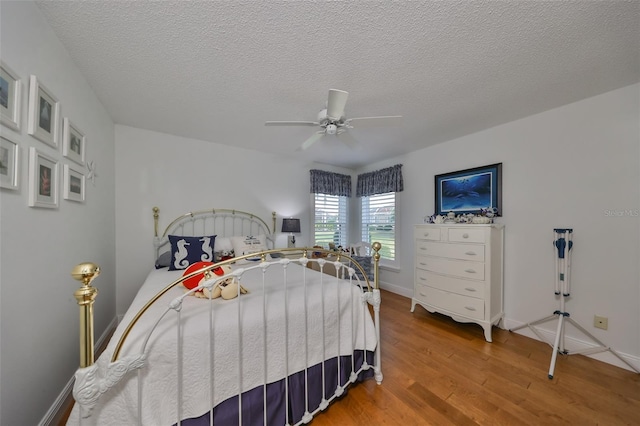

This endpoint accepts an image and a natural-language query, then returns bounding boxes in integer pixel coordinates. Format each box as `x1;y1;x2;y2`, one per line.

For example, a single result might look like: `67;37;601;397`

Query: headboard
152;207;277;258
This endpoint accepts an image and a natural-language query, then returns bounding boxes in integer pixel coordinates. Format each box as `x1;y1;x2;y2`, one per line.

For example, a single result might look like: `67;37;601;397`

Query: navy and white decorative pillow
352;255;373;281
168;235;216;271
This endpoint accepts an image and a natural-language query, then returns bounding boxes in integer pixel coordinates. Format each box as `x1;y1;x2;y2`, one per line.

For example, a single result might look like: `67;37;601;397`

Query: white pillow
231;235;269;262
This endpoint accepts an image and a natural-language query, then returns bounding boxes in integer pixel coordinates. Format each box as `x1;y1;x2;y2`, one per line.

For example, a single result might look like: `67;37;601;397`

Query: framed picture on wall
28;147;58;208
434;163;502;216
63;164;85;202
0;135;19;190
0;61;22;131
62;118;86;166
28;75;60;149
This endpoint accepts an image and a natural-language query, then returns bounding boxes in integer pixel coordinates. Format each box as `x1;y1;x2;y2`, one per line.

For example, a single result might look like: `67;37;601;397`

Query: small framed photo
63;164;85;203
28;75;60;149
0;61;22;131
62;118;86;166
28;147;58;208
0;135;19;190
435;163;502;216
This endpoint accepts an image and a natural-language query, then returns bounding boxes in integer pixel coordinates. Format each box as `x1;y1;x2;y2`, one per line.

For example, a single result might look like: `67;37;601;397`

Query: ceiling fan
265;89;402;150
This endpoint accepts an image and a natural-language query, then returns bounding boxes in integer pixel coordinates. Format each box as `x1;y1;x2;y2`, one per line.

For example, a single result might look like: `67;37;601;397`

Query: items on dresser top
411;224;504;342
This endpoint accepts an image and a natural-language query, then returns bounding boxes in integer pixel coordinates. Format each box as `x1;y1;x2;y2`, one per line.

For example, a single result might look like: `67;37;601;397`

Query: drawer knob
464;306;477;311
464;287;476;292
420;277;427;281
465;251;476;256
419;262;427;266
462;233;469;239
424;232;429;237
420;247;427;251
464;269;476;274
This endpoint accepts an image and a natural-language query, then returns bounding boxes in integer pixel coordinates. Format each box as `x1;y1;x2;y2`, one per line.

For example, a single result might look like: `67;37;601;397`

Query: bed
68;207;382;425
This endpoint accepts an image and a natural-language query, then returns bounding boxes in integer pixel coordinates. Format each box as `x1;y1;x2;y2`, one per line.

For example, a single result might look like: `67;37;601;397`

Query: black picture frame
434;163;502;216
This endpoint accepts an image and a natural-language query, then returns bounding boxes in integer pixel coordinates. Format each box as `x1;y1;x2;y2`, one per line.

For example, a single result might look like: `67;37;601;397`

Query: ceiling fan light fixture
265;89;402;150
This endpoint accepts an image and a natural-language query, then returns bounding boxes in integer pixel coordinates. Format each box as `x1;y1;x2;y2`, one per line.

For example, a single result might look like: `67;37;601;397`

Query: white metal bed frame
70;207;383;425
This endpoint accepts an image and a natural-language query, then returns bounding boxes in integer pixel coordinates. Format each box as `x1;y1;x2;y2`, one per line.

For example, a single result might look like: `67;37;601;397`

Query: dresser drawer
416;255;485;280
415;284;485;320
448;227;486;243
416;241;485;262
414;227;441;241
416;269;485;299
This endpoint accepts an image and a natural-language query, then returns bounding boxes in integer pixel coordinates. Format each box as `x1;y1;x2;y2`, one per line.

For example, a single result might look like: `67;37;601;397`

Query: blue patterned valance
310;169;352;197
356;164;404;197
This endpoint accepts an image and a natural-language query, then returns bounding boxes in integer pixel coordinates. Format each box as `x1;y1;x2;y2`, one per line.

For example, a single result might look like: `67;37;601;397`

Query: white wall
0;2;116;425
114;125;354;315
363;83;640;370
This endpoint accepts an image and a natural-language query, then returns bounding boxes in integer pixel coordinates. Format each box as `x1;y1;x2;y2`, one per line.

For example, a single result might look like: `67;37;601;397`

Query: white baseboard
504;317;640;373
38;316;119;426
378;281;413;299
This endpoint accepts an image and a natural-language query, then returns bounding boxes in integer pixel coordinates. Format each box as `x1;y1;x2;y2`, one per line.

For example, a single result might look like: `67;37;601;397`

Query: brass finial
372;241;382;252
71;262;101;286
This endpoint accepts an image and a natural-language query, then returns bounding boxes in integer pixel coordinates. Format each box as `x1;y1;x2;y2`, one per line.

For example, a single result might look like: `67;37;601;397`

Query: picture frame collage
1;61;86;206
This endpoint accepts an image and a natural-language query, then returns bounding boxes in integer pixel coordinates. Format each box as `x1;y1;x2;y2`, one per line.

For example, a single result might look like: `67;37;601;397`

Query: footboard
69;246;382;426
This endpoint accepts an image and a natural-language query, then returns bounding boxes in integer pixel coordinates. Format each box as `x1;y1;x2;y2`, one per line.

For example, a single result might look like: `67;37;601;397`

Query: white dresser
411;224;504;342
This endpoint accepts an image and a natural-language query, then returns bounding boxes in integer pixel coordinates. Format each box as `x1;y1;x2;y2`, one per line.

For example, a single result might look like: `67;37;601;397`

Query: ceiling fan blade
346;115;403;128
265;121;319;126
326;89;349;120
337;131;359;149
301;131;325;150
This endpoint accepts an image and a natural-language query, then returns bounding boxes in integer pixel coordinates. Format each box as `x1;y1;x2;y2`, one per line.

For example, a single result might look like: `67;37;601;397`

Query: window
361;192;396;260
313;193;348;247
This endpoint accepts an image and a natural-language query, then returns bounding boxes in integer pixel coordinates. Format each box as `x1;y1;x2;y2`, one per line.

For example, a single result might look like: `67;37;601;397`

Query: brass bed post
271;211;276;234
72;262;100;368
370;242;384;383
153;206;160;237
371;241;381;290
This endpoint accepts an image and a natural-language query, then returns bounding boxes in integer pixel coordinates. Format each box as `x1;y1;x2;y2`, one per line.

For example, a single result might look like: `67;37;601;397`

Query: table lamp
282;218;301;248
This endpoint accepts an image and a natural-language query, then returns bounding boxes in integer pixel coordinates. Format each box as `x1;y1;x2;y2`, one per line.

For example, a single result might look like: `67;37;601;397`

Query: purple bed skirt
177;350;374;426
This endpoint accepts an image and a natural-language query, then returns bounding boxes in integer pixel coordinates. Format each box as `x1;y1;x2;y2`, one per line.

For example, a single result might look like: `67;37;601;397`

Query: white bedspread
67;259;377;425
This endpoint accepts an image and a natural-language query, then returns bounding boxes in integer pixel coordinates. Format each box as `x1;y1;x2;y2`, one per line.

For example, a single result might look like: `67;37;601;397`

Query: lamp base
287;235;296;248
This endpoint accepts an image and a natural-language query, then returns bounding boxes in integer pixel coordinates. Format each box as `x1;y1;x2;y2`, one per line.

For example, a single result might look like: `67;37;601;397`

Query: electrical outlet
594;315;608;330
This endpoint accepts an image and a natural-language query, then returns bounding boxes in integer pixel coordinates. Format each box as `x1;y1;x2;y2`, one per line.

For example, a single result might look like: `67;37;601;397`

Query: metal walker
510;229;639;379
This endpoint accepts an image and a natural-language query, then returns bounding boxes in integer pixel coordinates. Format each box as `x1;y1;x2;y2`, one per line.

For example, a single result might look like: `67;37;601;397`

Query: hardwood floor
311;290;640;425
58;290;639;425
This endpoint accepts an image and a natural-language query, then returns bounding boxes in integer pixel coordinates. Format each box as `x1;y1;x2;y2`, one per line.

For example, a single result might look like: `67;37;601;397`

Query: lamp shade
281;218;301;233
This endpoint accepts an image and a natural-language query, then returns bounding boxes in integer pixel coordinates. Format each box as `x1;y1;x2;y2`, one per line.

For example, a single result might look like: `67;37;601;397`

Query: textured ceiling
36;0;639;169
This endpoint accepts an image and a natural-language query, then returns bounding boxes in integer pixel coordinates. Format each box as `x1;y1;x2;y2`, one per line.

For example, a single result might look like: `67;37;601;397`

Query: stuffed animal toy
182;262;248;300
201;274;248;300
182;261;214;293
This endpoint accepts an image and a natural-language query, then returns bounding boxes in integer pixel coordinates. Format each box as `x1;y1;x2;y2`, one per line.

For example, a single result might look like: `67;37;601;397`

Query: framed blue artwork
435;163;502;216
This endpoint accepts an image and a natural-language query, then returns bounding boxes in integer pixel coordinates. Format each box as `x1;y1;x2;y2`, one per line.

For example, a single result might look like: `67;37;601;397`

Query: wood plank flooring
311;290;640;425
